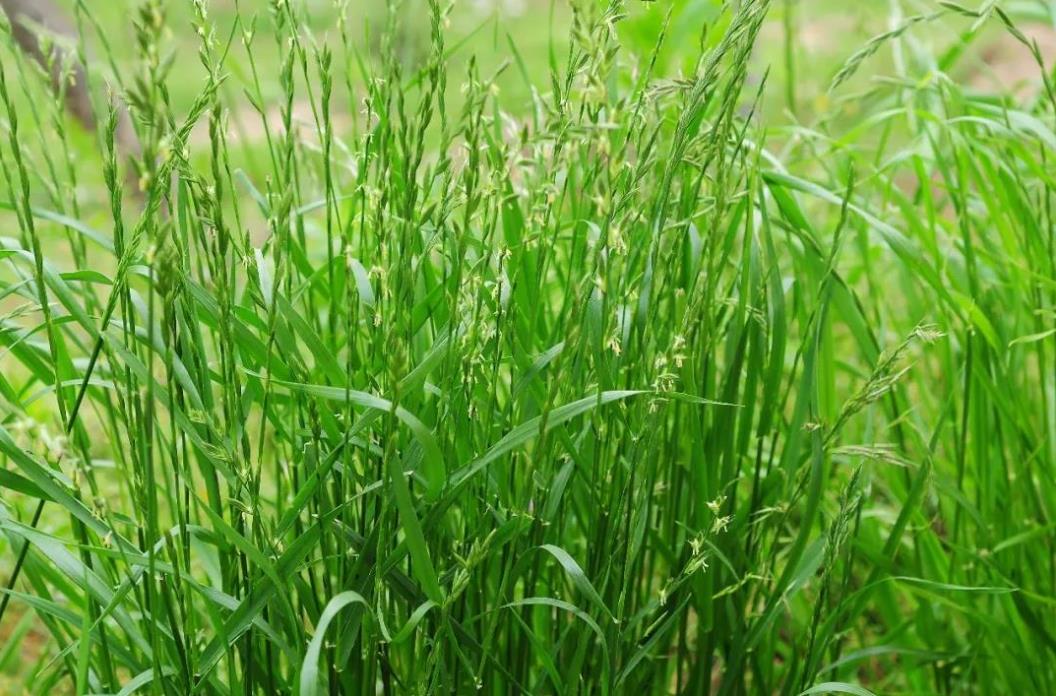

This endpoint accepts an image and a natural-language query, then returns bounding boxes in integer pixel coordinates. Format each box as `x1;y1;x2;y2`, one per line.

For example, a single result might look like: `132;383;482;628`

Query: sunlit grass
0;0;1055;694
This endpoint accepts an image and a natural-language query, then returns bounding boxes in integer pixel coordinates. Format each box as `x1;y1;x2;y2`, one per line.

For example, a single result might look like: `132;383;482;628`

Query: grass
0;0;1055;693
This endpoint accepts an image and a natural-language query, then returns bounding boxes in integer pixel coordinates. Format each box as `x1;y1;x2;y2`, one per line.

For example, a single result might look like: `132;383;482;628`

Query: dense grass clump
0;0;1054;693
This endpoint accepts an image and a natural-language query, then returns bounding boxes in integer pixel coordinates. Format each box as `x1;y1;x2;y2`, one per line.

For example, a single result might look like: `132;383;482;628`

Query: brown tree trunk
0;0;97;131
0;0;141;174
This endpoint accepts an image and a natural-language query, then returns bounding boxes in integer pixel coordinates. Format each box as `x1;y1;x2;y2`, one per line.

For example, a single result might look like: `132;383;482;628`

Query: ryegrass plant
0;0;1054;694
